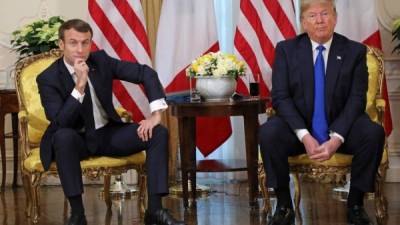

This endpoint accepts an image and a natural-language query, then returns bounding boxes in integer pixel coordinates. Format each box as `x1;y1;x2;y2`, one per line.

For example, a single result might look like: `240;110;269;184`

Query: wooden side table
170;97;267;208
0;89;19;190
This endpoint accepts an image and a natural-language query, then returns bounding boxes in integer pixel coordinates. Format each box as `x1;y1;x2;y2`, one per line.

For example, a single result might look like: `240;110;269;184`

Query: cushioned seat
15;49;147;223
258;46;388;222
23;148;146;172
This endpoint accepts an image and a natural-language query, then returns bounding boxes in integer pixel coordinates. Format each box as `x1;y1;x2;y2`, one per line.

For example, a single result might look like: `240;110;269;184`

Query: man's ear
58;39;64;50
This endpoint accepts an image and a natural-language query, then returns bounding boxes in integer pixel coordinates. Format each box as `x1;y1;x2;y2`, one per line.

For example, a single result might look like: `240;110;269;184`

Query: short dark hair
58;19;93;40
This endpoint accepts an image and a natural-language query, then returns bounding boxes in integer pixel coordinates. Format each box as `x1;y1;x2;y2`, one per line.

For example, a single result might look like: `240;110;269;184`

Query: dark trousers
52;122;169;197
259;113;385;193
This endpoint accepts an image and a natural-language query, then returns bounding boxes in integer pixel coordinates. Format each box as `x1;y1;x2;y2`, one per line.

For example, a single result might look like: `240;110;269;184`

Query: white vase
196;76;237;101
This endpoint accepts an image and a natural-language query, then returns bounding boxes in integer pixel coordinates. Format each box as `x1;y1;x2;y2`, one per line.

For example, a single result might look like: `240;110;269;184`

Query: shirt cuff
330;131;345;143
149;98;168;113
71;88;85;103
294;129;309;142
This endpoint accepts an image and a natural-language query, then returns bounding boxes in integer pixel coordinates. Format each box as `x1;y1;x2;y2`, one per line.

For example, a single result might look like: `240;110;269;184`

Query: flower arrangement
186;51;246;79
10;16;64;59
392;18;400;54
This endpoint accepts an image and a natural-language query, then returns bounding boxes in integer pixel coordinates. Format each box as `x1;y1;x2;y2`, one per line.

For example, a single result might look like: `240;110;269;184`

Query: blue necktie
312;45;329;144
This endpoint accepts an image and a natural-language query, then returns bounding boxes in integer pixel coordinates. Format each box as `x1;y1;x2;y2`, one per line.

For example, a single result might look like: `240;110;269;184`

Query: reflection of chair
15;49;147;223
259;46;388;221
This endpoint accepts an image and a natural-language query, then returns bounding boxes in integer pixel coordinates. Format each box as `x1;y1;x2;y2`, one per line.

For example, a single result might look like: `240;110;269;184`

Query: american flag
234;0;297;98
88;0;152;122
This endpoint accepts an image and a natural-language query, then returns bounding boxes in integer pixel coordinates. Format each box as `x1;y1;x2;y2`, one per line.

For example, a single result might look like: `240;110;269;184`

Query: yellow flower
186;51;246;78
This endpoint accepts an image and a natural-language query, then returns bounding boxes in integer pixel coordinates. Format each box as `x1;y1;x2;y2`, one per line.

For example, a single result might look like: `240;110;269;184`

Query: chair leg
293;173;301;211
30;173;42;224
103;174;112;210
64;196;69;220
258;163;271;215
22;172;32;218
138;171;147;215
375;163;388;223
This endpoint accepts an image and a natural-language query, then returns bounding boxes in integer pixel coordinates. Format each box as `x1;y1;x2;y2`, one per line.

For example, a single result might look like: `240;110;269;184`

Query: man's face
59;28;92;66
301;2;337;44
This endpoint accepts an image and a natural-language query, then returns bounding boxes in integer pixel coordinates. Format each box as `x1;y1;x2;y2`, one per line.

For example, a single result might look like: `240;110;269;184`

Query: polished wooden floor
1;181;400;225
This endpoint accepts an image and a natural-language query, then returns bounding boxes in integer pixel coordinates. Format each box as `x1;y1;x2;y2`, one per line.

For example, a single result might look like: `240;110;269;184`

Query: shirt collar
63;57;75;75
310;37;333;52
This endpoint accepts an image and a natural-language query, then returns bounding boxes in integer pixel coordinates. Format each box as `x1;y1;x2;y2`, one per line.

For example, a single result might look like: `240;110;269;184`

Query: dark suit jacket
36;50;165;170
271;32;368;139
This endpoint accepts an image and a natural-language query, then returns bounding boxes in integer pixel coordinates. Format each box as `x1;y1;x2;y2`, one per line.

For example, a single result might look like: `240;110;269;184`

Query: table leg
243;113;259;208
12;113;18;188
0;112;6;190
178;117;196;208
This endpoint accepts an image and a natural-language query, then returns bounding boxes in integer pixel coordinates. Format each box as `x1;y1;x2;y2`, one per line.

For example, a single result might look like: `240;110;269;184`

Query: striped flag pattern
234;0;297;98
88;0;152;122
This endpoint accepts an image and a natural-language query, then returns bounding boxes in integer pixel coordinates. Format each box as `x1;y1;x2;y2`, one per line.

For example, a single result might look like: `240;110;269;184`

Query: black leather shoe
65;214;87;225
268;206;295;225
347;205;374;225
144;208;186;225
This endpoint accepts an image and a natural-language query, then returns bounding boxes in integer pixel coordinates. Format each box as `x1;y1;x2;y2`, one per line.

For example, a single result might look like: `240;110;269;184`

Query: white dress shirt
64;59;168;129
294;38;344;143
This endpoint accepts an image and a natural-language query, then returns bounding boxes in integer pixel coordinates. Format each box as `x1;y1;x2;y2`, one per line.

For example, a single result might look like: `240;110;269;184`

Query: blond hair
300;0;336;18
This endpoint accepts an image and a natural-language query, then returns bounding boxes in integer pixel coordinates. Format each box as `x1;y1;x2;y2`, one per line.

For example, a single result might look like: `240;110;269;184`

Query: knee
153;125;168;138
365;123;385;145
52;128;81;151
259;121;285;146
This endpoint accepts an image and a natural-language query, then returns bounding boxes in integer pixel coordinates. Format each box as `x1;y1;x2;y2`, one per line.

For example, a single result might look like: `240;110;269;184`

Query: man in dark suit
37;19;185;225
259;1;385;225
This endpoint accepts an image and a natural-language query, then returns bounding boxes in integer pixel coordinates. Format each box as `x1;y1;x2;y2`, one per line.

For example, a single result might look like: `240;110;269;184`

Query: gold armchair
258;46;388;221
15;49;147;223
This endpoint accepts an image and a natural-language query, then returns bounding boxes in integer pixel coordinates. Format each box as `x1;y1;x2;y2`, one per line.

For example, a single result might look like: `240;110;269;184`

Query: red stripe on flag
196;116;232;157
165;42;220;93
111;0;152;58
363;31;382;50
236;78;250;96
113;80;145;122
89;0;138;62
262;0;296;39
91;41;145;122
240;0;275;67
234;30;270;97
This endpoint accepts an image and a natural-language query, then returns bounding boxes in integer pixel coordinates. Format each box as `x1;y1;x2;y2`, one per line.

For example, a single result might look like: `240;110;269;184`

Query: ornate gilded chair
15;49;147;223
258;46;388;221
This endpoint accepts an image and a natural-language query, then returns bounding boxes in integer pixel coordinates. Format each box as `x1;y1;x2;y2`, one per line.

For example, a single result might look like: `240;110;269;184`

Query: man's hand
302;133;320;157
309;136;342;162
137;110;162;142
73;59;89;94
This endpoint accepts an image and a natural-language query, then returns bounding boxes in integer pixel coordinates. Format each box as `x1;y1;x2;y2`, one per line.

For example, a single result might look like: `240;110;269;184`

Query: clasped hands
302;134;342;162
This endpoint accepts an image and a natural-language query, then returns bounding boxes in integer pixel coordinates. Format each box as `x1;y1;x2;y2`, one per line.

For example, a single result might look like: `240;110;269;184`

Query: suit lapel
57;59;75;96
325;33;345;115
86;59;106;105
298;36;314;120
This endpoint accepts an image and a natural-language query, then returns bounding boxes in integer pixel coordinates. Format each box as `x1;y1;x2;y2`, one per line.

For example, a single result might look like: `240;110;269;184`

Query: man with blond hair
259;1;384;224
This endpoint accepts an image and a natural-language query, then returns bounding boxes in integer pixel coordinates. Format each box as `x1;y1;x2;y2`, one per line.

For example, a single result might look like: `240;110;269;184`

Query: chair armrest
18;110;31;159
375;98;386;127
115;107;132;122
266;107;276;117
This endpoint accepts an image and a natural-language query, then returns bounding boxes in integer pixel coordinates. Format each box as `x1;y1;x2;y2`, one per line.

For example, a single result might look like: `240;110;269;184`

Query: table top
169;97;269;117
0;89;16;95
